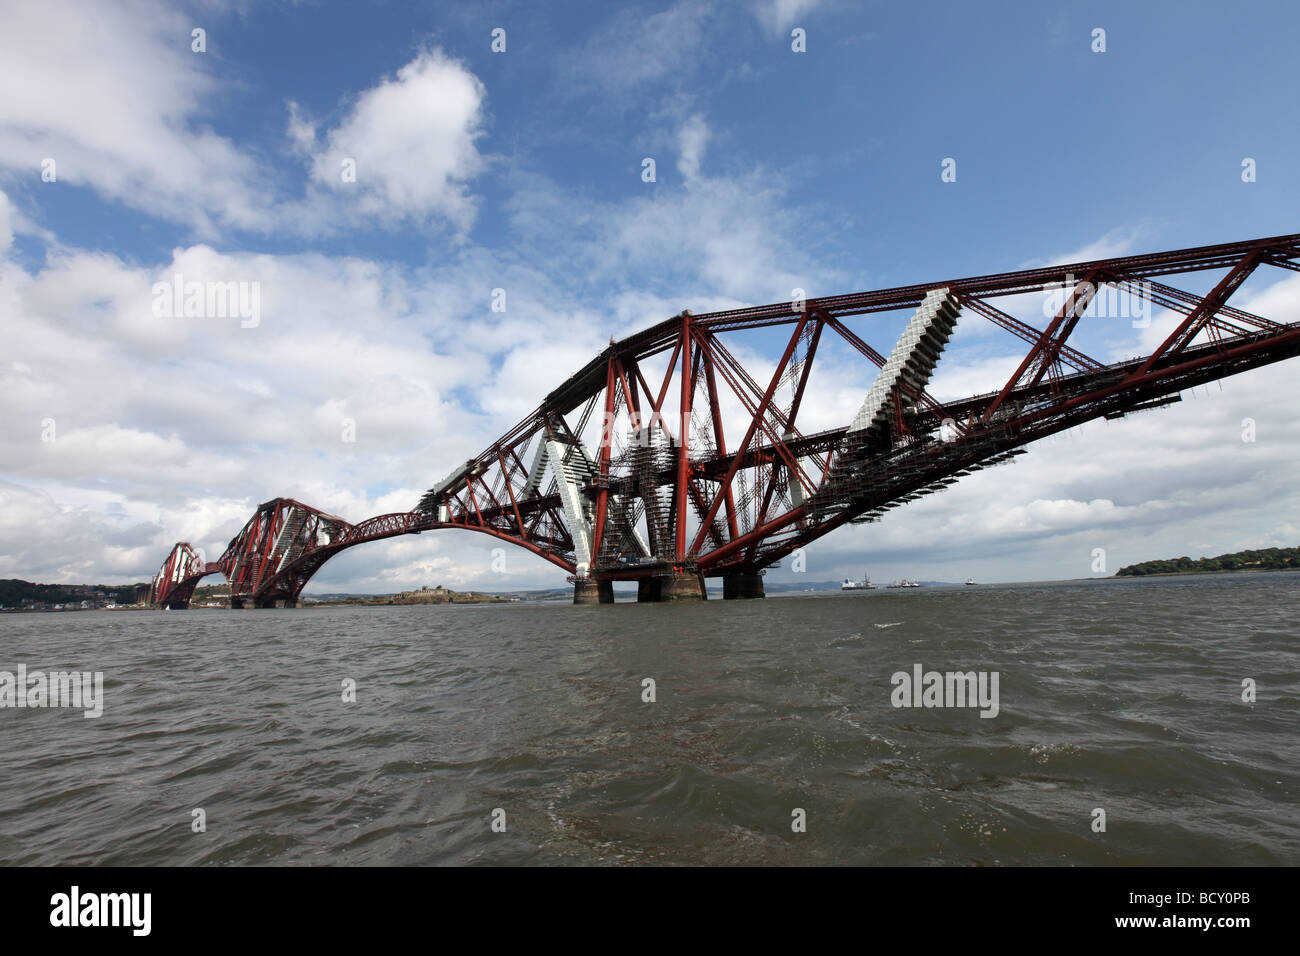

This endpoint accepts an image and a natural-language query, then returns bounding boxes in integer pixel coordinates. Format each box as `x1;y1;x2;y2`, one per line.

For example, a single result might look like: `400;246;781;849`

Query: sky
1;0;1299;594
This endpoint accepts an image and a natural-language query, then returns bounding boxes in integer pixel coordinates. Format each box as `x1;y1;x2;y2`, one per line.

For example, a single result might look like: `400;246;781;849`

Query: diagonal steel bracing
148;233;1300;604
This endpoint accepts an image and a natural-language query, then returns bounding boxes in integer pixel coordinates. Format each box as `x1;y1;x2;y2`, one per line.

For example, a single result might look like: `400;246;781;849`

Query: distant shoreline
1113;566;1298;580
1114;546;1300;579
5;565;1296;613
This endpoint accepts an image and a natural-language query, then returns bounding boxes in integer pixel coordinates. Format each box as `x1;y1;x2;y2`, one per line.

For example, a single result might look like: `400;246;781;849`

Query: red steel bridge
148;233;1300;608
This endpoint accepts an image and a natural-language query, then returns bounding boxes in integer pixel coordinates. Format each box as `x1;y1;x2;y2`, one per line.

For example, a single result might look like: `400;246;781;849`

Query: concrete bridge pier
656;571;707;602
573;578;614;604
722;572;765;599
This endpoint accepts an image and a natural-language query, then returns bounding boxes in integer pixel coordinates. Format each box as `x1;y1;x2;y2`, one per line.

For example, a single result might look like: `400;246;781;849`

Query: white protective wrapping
847;287;960;438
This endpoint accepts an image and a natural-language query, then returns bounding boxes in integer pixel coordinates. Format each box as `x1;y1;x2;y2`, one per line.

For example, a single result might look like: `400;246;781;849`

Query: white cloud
567;2;713;89
1025;225;1152;269
0;180;661;589
0;4;488;240
677;114;710;184
0;0;272;236
0;227;504;580
585;169;844;301
751;0;824;37
299;49;488;234
0;191;12;253
285;102;317;155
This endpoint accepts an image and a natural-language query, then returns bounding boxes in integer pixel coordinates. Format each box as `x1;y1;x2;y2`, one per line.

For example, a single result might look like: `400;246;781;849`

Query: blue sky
2;0;1299;592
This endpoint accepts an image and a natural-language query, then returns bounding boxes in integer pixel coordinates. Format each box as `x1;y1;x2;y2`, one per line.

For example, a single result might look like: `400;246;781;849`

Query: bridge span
148;232;1300;607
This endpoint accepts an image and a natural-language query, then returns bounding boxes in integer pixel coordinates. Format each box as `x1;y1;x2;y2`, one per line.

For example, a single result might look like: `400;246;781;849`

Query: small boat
965;577;976;586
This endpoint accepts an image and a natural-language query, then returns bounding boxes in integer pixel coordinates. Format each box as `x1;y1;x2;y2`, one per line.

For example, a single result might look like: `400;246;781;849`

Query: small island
1116;546;1300;577
304;585;511;606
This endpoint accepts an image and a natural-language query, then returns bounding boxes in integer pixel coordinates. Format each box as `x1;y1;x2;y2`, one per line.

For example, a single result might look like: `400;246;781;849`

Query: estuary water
1;571;1297;866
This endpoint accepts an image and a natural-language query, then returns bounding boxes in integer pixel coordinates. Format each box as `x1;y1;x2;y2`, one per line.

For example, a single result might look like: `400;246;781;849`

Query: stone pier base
656;572;707;602
573;578;614;605
722;572;765;599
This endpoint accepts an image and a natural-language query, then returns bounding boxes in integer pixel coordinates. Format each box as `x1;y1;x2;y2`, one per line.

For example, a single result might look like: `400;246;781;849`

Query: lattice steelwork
148;233;1300;605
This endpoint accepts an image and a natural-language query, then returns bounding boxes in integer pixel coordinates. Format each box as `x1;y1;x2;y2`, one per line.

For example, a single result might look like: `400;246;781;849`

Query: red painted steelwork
147;233;1300;604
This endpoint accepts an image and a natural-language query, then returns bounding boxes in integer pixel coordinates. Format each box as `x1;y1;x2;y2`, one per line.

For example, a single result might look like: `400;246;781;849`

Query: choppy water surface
1;572;1297;866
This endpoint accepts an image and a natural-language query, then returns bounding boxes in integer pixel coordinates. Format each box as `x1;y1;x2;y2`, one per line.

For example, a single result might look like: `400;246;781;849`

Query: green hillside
1116;547;1300;577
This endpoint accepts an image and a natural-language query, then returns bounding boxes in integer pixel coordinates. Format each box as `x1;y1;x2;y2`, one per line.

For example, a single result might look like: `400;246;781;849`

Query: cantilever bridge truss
148;233;1300;607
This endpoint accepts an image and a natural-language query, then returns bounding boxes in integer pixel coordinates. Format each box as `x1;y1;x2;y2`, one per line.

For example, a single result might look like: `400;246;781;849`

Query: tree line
1116;547;1300;577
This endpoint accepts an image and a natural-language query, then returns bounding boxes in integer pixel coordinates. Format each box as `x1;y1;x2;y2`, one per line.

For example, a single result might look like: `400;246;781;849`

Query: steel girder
148;232;1300;599
416;232;1300;583
145;499;577;607
147;542;220;609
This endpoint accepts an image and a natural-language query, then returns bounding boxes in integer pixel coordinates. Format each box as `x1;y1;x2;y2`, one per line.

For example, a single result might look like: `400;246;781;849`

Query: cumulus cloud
0;169;687;588
0;3;488;240
297;49;488;234
0;0;273;236
0;220;507;583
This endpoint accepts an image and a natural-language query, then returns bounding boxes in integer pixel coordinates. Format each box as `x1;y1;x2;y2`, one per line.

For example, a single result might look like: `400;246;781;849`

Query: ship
840;574;876;591
965;577;976;586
